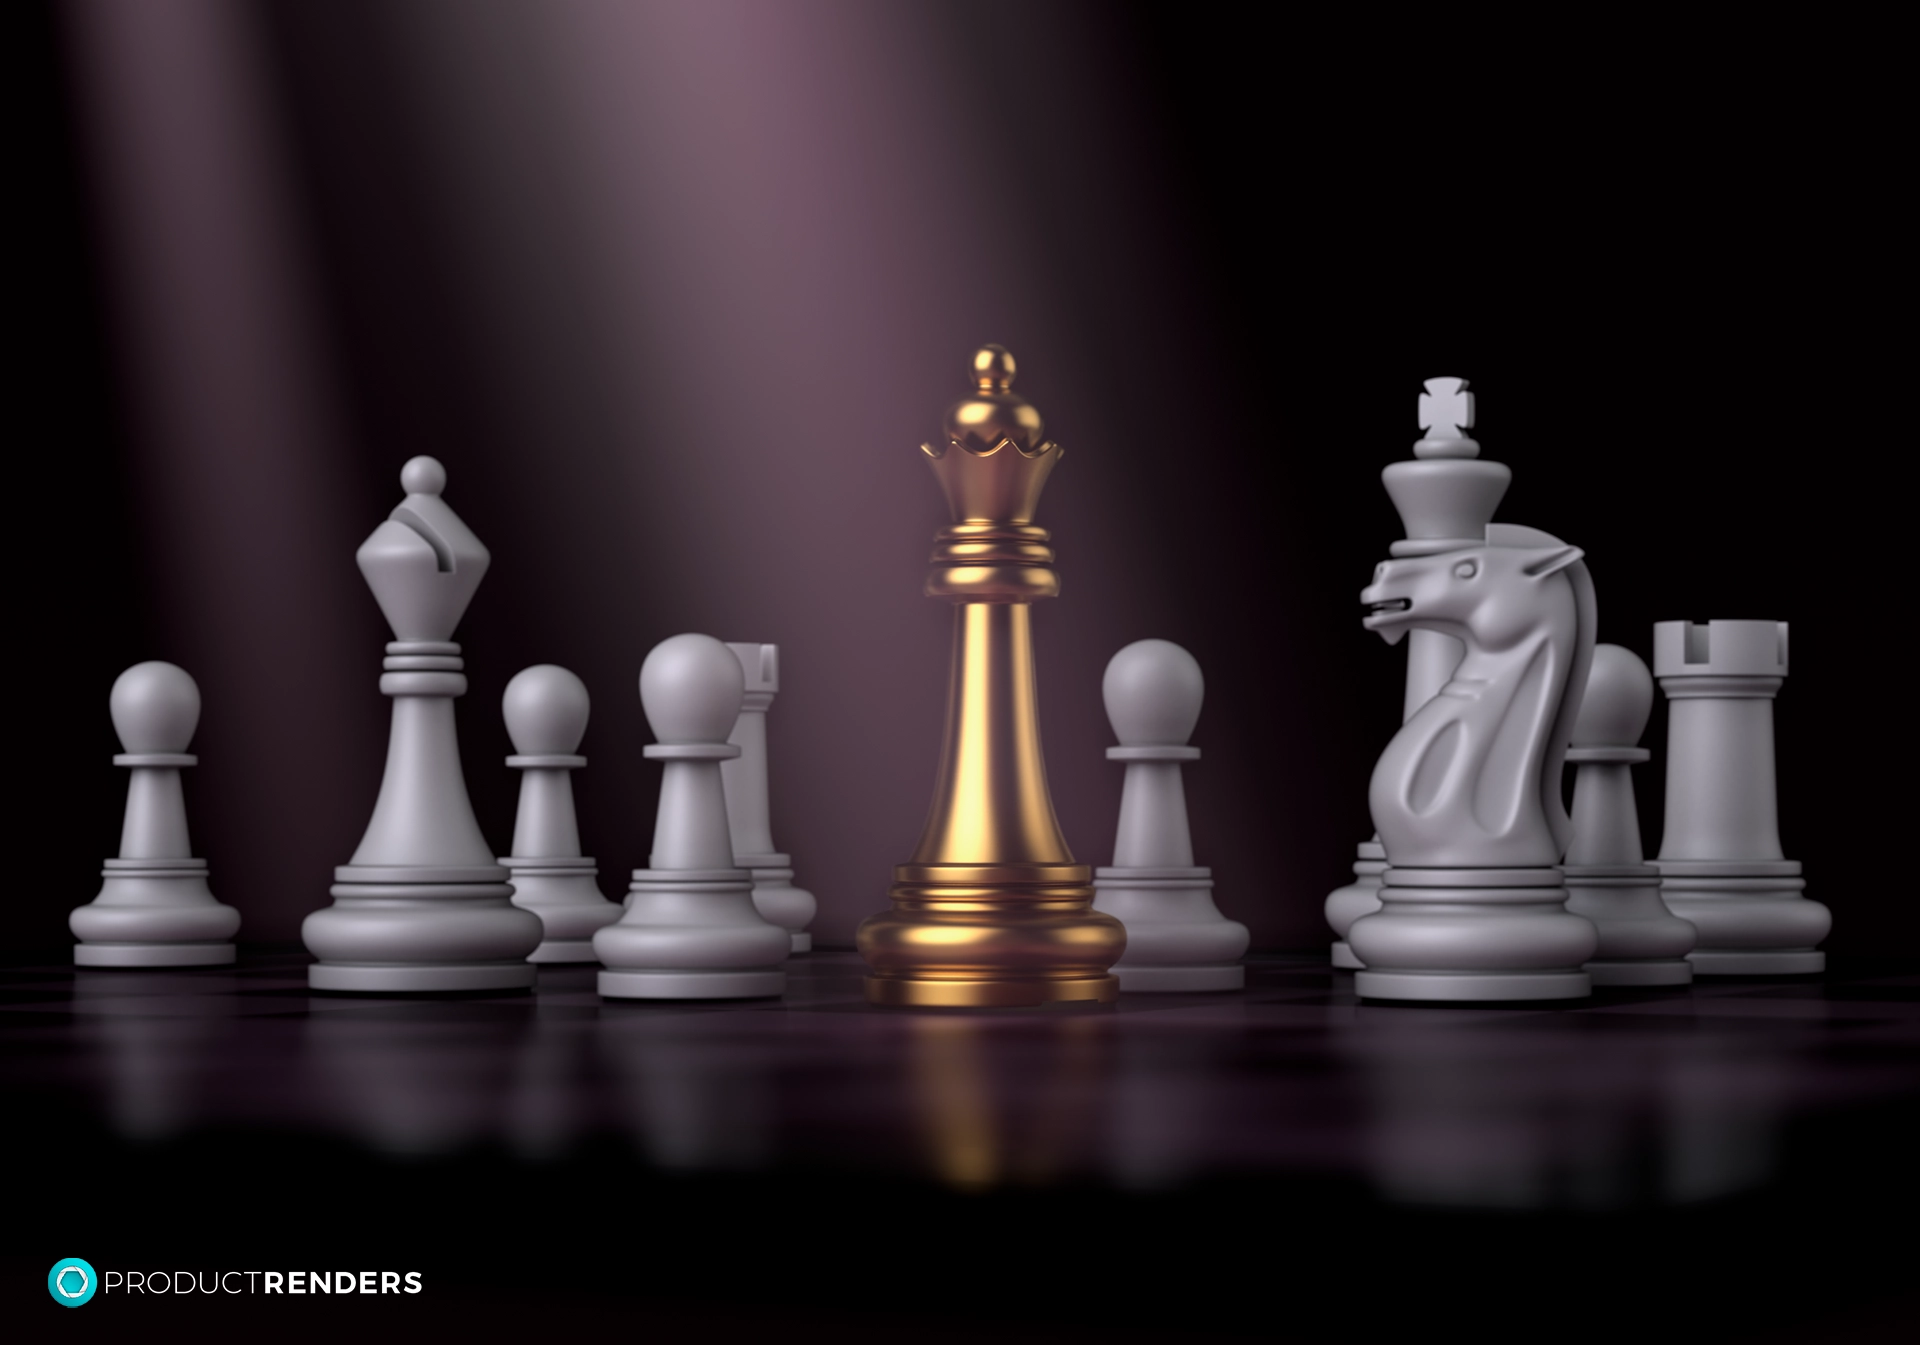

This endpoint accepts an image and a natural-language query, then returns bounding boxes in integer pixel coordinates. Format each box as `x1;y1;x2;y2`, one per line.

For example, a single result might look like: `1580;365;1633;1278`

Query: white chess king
72;661;242;966
1092;639;1248;991
1348;524;1600;1001
302;457;543;992
1325;378;1511;970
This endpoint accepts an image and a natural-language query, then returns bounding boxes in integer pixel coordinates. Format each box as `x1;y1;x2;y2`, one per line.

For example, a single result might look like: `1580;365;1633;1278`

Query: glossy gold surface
859;345;1124;1007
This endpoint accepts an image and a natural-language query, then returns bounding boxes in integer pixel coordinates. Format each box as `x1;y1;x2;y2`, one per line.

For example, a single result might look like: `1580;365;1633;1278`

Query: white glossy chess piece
302;457;543;991
500;665;622;963
1563;644;1696;985
1652;620;1828;974
1326;378;1512;969
72;662;242;966
595;634;790;999
1092;640;1248;991
1348;524;1600;1001
721;642;817;953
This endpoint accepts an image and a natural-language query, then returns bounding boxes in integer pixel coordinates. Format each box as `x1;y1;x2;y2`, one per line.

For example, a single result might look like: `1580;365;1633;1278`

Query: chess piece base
789;932;812;953
528;939;599;964
75;942;235;968
1586;958;1693;986
598;968;786;999
1115;964;1243;993
864;972;1118;1008
1688;948;1825;975
309;961;536;992
1356;969;1592;1002
1330;941;1363;970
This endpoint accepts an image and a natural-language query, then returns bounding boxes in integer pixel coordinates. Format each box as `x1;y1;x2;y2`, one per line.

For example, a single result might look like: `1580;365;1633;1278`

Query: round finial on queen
400;456;447;496
639;634;746;745
1103;639;1205;747
1573;643;1656;748
503;664;591;755
971;343;1016;393
110;661;202;754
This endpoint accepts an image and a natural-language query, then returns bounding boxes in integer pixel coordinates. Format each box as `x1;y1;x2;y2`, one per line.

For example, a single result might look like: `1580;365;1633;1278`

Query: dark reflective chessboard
6;951;1918;1341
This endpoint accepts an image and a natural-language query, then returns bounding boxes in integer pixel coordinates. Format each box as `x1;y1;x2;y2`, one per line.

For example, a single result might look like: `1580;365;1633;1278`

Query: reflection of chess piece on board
1092;640;1248;991
856;345;1125;1007
720;642;816;952
1325;379;1511;969
303;457;542;992
500;665;622;963
72;662;242;966
1349;524;1599;1002
595;634;790;1000
1652;620;1828;974
1563;644;1696;984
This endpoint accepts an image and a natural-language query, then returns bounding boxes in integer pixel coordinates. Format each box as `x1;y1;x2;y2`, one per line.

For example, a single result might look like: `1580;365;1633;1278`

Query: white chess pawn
1092;640;1248;991
720;642;817;952
1653;620;1829;974
501;665;622;963
595;634;790;999
72;662;242;966
303;456;543;992
1563;644;1696;985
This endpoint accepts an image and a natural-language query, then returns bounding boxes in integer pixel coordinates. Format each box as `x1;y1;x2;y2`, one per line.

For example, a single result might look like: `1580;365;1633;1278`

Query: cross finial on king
1415;377;1480;460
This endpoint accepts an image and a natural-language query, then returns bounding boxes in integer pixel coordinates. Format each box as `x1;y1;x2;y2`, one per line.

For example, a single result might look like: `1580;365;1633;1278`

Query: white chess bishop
302;457;543;992
595;633;790;999
1563;644;1697;984
1652;620;1828;973
720;642;817;952
1348;523;1600;1001
500;665;623;962
1092;639;1248;991
72;661;242;966
1325;378;1511;969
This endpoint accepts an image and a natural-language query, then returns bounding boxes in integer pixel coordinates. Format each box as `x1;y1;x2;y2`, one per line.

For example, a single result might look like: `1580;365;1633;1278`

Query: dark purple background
16;1;1899;954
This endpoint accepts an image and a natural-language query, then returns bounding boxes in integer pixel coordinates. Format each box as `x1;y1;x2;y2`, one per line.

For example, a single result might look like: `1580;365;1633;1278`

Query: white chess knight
71;662;242;966
1562;644;1697;984
302;457;543;992
1652;620;1829;973
1348;523;1601;1001
720;643;817;952
595;634;790;999
1325;377;1512;969
501;665;622;962
1092;640;1248;991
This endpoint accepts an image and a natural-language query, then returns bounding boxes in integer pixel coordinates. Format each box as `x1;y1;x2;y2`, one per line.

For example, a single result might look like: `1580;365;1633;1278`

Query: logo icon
49;1259;98;1307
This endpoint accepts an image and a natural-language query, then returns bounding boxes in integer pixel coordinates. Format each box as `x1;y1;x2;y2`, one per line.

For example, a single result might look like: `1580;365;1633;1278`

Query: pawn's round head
503;664;590;755
1103;639;1204;747
110;661;201;753
639;634;745;745
1572;643;1655;748
400;456;447;496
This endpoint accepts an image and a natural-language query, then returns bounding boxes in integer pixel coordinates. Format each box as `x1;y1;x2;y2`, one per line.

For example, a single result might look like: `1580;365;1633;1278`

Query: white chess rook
1327;378;1511;969
596;634;790;999
501;665;622;963
72;662;241;966
1563;644;1696;985
302;457;543;992
1653;620;1828;974
720;642;817;953
1093;640;1248;991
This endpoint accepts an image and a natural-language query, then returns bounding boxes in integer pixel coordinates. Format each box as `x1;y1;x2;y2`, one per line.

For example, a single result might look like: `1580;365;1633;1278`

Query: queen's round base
1587;958;1693;986
1689;948;1825;975
528;939;599;964
75;942;235;968
599;968;786;1000
309;961;536;992
1356;969;1591;1002
864;973;1118;1008
789;932;812;953
1330;940;1363;970
1116;963;1243;993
